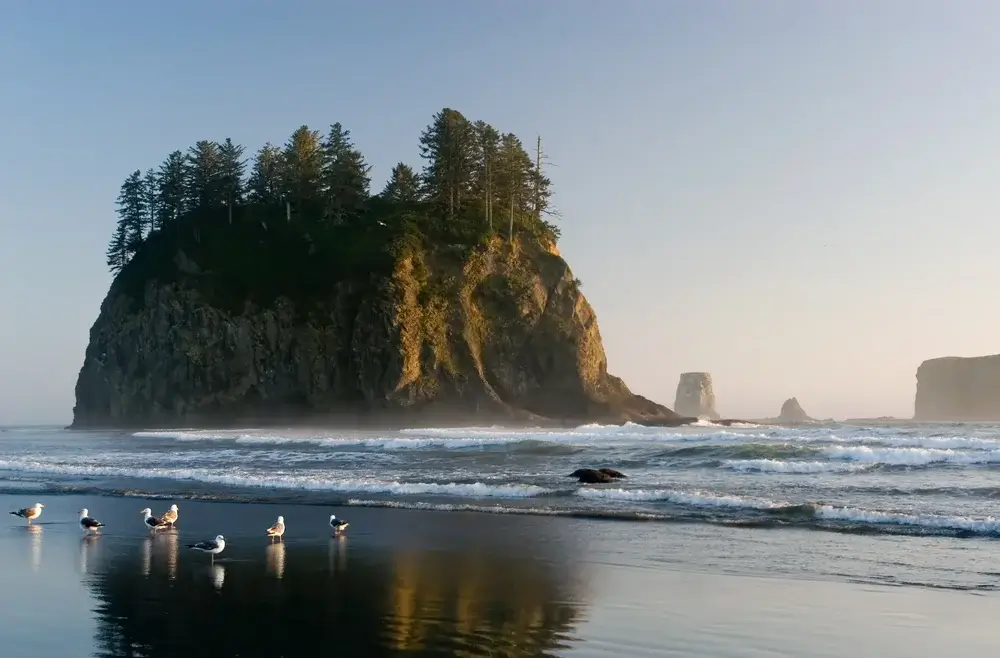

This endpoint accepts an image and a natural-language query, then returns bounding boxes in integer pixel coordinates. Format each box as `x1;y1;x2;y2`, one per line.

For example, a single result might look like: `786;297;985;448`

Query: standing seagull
265;516;285;541
140;508;167;533
78;508;104;534
9;502;44;525
329;514;349;534
158;504;179;527
187;535;226;563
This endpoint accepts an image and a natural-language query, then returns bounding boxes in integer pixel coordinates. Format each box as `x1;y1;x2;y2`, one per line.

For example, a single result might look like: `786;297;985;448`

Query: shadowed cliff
914;354;1000;421
72;203;677;428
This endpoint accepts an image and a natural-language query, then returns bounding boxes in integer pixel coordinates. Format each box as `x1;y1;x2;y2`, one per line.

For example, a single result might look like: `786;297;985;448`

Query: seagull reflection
78;534;100;574
27;524;42;571
161;530;179;580
328;535;347;574
265;541;286;579
210;564;225;590
139;536;152;577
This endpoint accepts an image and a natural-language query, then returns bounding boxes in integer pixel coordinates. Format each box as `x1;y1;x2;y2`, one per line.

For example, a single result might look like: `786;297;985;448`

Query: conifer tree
247;143;285;205
380;163;420;203
321;122;371;224
142;168;160;234
281;126;323;208
495;133;534;237
156;151;187;228
106;218;128;274
419;108;476;219
472;121;501;230
532;135;554;223
218;138;246;217
185;140;225;209
116;170;148;256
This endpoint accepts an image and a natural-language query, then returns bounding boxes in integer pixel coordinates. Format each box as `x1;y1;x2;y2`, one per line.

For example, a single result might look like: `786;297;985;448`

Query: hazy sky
2;1;999;424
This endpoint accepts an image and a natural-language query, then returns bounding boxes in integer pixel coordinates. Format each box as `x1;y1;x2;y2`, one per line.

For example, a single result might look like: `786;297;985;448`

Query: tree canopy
106;108;559;274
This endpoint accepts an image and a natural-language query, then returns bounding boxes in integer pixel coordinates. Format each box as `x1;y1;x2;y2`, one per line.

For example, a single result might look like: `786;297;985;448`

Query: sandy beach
1;493;999;657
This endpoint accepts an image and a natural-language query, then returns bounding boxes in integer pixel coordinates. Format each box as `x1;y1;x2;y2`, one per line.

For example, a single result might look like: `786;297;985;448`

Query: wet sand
1;494;999;657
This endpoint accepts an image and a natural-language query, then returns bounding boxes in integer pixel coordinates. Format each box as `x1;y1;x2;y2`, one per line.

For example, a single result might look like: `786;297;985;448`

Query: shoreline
64;414;759;432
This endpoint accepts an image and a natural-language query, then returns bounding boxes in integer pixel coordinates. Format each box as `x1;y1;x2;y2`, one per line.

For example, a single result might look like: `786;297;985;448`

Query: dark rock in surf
568;468;626;483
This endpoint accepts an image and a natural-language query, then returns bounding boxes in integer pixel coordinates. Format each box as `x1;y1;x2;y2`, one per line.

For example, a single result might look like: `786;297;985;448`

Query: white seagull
158;504;179;527
329;514;349;533
9;502;44;525
79;508;105;533
140;508;167;532
188;535;226;562
265;515;285;541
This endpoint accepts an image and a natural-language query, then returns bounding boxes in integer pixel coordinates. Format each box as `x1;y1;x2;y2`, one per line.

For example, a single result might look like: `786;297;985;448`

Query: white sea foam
815;504;1000;534
820;445;1000;466
722;459;868;474
0;458;550;498
575;487;787;510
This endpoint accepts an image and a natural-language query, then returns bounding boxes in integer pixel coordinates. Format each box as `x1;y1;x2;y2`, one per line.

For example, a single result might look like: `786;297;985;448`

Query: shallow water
3;494;1000;657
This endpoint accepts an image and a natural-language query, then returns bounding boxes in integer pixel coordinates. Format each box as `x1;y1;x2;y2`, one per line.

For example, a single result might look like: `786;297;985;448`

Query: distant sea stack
673;372;719;420
914;354;1000;421
71;108;683;429
777;397;814;424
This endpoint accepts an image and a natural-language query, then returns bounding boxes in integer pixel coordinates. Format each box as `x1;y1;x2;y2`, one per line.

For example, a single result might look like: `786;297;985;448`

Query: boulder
673;372;719;420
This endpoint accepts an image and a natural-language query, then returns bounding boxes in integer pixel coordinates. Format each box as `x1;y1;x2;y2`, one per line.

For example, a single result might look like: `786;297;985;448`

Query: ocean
4;420;1000;655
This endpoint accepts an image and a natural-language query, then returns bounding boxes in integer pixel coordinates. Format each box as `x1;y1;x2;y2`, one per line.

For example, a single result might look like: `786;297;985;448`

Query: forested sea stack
73;108;680;429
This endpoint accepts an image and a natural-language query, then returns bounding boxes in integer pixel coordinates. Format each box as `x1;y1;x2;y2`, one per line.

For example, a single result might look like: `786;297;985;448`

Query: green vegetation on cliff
75;109;676;428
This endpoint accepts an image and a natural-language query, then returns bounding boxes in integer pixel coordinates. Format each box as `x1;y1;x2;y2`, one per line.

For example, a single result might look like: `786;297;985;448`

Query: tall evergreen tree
418;108;476;219
185;140;225;209
142;168;160;234
247;143;285;205
320;122;371;224
218;138;247;210
281;126;324;207
156;151;187;228
494;133;534;238
106;218;128;274
116;170;148;256
381;163;420;203
472;121;501;230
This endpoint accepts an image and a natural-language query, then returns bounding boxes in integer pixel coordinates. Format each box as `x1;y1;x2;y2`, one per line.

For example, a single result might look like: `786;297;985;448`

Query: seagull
9;502;44;525
78;508;104;534
158;504;179;527
329;514;349;534
265;515;285;541
140;508;167;533
187;535;226;563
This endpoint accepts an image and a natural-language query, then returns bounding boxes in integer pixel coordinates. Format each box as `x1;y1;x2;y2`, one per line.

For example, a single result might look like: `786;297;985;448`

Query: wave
575;487;788;510
721;459;869;474
0;458;550;499
820;445;1000;466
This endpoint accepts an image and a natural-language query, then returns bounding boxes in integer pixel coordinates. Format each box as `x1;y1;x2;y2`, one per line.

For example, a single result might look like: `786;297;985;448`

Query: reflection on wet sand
87;539;583;657
329;535;347;574
265;542;285;580
210;564;225;590
27;524;42;572
139;537;151;577
79;535;100;575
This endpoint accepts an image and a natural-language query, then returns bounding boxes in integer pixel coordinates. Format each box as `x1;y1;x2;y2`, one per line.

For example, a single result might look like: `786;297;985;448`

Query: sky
2;0;1000;424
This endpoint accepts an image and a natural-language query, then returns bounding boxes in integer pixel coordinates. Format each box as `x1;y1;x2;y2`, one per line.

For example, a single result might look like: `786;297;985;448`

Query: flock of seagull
9;501;350;563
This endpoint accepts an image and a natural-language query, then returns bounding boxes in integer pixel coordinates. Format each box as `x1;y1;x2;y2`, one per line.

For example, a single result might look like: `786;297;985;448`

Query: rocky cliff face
73;232;676;428
914;354;1000;421
673;372;719;419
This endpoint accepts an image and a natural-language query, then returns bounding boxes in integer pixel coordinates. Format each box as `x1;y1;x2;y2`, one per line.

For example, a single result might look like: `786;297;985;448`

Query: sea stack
777;397;813;423
673;372;719;420
914;354;1000;421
